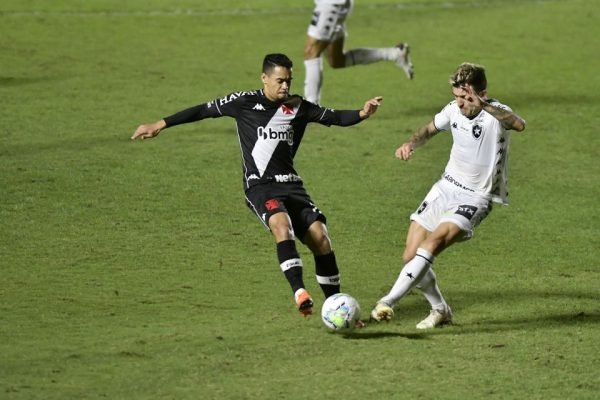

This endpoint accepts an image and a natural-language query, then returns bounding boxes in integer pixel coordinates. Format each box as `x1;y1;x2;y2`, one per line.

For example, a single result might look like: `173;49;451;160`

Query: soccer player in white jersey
304;0;413;104
370;62;526;329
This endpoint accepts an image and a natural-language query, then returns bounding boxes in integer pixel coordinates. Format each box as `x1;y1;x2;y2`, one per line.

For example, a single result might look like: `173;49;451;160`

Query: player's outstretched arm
395;121;439;161
131;120;167;140
359;96;383;119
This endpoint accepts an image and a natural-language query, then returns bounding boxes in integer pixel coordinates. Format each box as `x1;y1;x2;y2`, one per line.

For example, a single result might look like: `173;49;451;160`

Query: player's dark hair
450;62;487;92
263;53;293;74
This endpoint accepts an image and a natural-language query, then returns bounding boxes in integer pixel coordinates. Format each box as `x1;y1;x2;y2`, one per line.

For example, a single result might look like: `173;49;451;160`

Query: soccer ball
321;293;361;333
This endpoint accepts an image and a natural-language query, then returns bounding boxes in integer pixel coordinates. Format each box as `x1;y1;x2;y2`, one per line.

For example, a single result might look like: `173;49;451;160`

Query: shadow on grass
348;311;599;341
342;331;428;340
341;285;599;340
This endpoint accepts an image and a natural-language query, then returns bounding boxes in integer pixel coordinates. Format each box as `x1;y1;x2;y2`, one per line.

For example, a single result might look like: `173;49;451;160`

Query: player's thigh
422;221;466;256
404;221;430;263
286;186;327;245
245;184;293;236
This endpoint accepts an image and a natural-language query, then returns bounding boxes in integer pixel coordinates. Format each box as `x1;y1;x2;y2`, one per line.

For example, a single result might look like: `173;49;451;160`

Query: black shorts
245;182;326;242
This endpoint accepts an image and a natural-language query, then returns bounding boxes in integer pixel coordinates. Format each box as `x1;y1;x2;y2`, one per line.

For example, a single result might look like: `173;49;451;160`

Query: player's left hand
360;96;383;118
461;85;485;108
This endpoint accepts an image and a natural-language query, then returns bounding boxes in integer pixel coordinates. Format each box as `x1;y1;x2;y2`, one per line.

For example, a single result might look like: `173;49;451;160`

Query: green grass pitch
1;0;598;399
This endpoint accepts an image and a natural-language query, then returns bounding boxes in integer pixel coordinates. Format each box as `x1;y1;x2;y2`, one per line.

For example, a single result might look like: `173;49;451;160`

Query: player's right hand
131;120;165;140
395;143;414;160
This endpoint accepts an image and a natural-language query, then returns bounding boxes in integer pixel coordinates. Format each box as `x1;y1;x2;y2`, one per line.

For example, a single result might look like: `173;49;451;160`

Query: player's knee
304;42;322;59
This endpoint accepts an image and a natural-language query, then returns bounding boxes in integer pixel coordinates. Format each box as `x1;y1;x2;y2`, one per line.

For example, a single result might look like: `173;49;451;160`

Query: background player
132;53;382;318
370;62;526;329
304;0;413;104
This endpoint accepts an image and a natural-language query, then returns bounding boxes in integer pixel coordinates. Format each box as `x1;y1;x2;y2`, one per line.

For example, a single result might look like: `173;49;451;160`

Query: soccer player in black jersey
132;53;382;318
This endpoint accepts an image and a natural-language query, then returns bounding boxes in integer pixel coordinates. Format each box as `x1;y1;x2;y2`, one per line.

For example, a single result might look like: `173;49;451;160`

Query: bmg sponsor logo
257;125;294;145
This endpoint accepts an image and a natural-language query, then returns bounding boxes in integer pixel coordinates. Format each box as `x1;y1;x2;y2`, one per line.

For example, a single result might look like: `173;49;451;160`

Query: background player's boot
395;43;414;80
295;289;313;317
416;306;453;329
370;301;394;322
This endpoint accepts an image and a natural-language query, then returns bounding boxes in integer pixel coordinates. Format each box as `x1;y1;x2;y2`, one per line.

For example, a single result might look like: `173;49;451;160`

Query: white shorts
410;179;493;240
307;0;354;42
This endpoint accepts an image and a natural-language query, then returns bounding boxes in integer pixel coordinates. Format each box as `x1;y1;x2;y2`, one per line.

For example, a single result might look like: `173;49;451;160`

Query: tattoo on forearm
410;125;436;147
484;103;520;129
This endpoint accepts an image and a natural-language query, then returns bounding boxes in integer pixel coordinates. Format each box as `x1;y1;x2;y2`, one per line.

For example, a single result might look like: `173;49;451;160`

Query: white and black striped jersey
163;89;363;190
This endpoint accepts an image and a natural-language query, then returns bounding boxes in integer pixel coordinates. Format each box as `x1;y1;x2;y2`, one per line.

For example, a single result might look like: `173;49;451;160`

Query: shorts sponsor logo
257;125;294;145
456;204;478;220
274;173;301;183
417;201;428;214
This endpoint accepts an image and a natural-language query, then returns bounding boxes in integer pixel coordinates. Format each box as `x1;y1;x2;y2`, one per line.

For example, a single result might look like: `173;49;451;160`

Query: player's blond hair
450;63;487;93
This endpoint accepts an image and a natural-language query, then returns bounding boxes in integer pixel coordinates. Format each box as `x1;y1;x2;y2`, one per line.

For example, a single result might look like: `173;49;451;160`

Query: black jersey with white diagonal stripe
164;89;362;190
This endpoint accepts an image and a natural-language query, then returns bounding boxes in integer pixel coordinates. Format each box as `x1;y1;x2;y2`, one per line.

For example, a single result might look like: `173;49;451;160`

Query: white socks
303;57;323;104
416;268;448;312
380;248;434;306
345;47;399;66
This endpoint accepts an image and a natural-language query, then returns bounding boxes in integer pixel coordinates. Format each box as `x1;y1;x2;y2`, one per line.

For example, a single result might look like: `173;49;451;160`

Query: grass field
1;0;599;399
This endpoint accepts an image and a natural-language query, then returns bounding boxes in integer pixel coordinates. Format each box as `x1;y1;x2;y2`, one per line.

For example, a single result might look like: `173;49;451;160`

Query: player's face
452;86;482;118
262;66;292;102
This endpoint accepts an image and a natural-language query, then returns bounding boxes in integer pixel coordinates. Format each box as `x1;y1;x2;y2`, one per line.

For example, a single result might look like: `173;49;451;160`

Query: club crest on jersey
281;104;295;115
257;125;294;145
472;124;483;139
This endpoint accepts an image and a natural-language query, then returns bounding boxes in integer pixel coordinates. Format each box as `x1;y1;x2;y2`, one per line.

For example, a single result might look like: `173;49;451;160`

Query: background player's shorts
307;0;354;42
245;182;326;242
410;179;493;240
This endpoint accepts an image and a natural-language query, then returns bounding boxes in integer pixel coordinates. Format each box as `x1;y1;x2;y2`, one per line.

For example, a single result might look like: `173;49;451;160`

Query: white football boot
370;301;394;322
416;306;453;330
395;43;414;80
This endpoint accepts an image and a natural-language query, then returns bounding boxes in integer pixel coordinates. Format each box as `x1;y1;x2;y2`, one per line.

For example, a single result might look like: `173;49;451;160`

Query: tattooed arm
463;84;526;132
481;101;526;131
395;121;440;160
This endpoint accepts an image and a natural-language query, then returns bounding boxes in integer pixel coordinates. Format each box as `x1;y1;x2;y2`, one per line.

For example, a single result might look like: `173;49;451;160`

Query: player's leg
268;211;314;316
303;36;328;104
342;42;413;79
376;222;463;312
303;0;351;104
245;186;312;316
303;220;341;299
403;221;452;327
